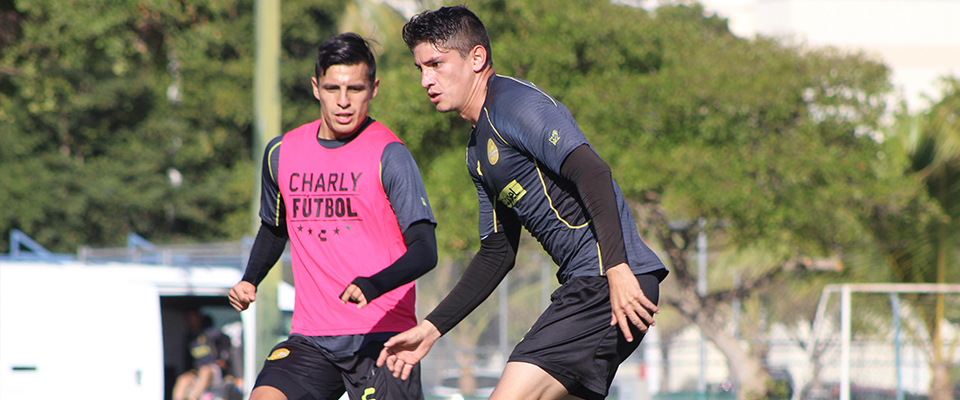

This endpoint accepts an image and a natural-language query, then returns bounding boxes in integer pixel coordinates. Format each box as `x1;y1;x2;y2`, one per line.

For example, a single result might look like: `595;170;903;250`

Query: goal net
801;284;960;400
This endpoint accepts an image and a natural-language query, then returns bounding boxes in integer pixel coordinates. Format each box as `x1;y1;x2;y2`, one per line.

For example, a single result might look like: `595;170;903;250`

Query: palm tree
874;76;960;400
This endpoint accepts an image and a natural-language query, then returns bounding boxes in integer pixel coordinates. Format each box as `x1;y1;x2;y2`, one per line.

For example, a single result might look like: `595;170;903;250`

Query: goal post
805;283;960;400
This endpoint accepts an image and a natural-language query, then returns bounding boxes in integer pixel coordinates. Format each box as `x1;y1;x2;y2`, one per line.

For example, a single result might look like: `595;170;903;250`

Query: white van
0;260;292;400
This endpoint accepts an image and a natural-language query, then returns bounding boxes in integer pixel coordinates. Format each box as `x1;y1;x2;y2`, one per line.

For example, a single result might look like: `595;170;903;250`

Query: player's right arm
229;222;288;311
377;222;519;378
229;136;288;312
376;319;441;380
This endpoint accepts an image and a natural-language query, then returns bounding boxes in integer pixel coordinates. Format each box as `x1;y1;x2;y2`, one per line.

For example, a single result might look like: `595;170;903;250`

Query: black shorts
254;335;423;400
509;272;661;400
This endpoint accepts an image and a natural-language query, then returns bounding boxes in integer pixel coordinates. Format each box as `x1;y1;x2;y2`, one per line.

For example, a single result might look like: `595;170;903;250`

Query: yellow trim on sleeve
274;192;283;227
267;140;283;226
596;243;604;276
484;107;512;147
534;161;589;229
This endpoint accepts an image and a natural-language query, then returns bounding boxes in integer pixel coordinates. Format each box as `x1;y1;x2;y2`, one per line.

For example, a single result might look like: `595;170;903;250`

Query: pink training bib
278;119;416;336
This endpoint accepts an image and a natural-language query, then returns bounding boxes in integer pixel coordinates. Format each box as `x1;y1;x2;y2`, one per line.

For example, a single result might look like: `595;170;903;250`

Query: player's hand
377;320;441;380
340;284;368;309
606;263;658;342
228;281;257;312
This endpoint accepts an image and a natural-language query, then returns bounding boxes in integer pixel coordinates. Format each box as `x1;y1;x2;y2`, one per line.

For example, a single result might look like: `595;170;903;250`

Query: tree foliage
403;0;902;262
0;0;349;252
407;0;915;397
866;77;960;400
2;0;953;395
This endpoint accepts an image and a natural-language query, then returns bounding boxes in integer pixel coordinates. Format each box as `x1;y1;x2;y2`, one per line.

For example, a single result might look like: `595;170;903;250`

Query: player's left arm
559;145;627;272
507;92;659;339
497;90;630;274
340;142;438;308
560;144;659;341
498;87;658;338
341;221;437;308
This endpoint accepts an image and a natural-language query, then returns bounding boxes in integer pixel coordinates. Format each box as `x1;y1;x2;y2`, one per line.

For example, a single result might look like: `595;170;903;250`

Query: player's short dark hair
315;32;377;83
402;5;492;68
201;315;214;330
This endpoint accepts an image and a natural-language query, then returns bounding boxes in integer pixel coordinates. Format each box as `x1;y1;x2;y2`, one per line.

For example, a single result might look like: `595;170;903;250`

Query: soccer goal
802;283;960;400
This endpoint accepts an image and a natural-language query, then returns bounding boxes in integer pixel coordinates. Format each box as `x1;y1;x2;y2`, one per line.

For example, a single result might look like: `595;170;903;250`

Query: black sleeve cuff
351;220;438;303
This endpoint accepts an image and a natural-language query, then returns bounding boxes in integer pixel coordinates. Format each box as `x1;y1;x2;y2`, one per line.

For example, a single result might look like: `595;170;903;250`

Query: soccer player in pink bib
228;32;437;400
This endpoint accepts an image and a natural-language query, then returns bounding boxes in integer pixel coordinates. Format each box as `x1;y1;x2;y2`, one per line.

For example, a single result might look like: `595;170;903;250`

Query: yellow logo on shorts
267;348;290;360
487;138;500;165
362;387;376;400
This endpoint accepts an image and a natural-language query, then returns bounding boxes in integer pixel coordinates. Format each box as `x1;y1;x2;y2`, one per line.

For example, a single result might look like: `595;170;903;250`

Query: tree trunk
799;345;827;400
454;342;478;396
639;201;783;400
670;284;772;400
660;334;673;392
696;312;770;400
929;359;955;400
930;217;954;400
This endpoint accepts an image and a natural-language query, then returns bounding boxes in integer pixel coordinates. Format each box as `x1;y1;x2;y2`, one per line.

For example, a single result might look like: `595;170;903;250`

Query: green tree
868;77;960;400
1;0;254;252
0;0;354;252
404;0;906;398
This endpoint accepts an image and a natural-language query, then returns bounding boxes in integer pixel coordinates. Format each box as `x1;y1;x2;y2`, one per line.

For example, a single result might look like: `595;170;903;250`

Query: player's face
312;63;379;140
412;43;476;114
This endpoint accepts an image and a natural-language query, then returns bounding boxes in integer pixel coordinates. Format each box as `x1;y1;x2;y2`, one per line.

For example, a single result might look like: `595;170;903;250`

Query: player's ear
370;78;380;99
311;76;321;101
470;45;487;73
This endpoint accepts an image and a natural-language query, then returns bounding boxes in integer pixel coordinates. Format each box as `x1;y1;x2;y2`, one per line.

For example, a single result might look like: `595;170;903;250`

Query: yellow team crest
267;348;290;360
486;138;500;165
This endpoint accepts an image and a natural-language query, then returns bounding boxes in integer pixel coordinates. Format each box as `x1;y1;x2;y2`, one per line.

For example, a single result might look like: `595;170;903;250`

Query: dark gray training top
468;74;665;284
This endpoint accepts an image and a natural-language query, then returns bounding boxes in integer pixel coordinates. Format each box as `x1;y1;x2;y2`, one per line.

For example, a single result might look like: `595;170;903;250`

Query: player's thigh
488;361;570;400
254;336;347;400
174;371;198;386
251;385;289;400
509;273;660;399
341;343;424;400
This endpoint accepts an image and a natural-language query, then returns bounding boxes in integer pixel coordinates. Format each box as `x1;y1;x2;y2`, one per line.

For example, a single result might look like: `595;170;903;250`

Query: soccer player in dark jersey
173;312;229;400
377;6;669;400
228;32;437;400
